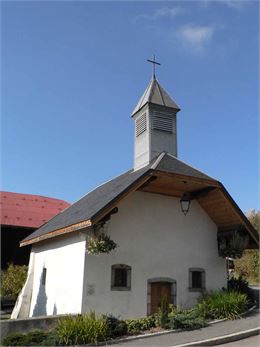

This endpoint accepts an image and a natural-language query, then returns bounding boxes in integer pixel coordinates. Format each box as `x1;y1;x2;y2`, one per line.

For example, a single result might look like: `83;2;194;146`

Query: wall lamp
180;193;191;216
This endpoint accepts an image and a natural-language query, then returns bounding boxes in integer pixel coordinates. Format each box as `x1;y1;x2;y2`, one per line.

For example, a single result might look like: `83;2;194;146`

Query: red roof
0;191;70;229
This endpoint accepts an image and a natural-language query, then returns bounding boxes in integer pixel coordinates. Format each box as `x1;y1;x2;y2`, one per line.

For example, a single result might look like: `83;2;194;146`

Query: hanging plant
87;233;117;255
218;229;249;259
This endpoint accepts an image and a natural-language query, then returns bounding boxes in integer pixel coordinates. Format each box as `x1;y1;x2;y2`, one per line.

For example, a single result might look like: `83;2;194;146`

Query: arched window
111;264;131;291
189;268;206;292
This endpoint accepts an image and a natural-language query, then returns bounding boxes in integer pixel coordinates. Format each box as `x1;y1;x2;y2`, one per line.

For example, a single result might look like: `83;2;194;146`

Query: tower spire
147;55;161;80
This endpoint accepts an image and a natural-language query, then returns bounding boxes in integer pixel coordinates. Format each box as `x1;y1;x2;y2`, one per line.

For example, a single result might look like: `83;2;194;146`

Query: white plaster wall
82;191;226;319
29;232;86;317
11;251;35;319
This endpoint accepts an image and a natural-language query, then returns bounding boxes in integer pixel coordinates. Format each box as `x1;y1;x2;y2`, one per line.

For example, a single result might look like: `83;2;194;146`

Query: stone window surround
111;264;131;291
189;268;206;292
147;277;177;315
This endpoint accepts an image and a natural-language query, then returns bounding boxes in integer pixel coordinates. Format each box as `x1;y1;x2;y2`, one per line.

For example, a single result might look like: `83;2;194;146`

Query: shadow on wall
32;268;48;317
53;303;57;315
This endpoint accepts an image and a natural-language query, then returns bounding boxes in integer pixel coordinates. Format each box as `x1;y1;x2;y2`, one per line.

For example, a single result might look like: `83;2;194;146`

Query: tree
0;264;28;299
234;210;259;285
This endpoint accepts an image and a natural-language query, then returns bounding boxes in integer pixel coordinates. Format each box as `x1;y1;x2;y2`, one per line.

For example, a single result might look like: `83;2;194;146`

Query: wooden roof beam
153;170;221;187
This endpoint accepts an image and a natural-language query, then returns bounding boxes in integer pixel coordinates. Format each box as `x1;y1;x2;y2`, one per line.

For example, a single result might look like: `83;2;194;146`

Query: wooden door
150;282;171;314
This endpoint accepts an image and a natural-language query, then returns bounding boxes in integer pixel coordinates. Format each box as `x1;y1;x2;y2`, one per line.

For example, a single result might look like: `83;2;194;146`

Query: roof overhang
139;170;259;248
20;172;153;247
20;168;258;249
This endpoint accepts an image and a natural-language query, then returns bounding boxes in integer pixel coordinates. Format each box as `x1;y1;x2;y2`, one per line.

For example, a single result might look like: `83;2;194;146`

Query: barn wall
29;232;86;317
82;191;226;318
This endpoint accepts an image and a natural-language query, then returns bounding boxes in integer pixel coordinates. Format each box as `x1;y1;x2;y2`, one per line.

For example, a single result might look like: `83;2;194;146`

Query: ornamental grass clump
56;312;108;345
196;291;248;320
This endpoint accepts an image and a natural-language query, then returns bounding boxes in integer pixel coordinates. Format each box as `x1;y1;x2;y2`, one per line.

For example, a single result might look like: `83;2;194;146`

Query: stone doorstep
94;306;258;346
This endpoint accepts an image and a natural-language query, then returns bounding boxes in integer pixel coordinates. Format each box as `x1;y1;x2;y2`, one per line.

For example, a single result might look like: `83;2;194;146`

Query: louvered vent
135;113;147;137
153;111;175;133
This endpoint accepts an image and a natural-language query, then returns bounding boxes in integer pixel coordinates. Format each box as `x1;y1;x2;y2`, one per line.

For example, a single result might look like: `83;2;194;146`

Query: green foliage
56;312;108;345
234;210;259;285
0;264;28;299
125;316;157;335
87;233;117;255
228;276;254;305
196;291;248;320
218;229;249;259
248;209;260;231
168;310;208;330
103;315;128;338
159;295;169;328
1;330;54;346
39;331;59;346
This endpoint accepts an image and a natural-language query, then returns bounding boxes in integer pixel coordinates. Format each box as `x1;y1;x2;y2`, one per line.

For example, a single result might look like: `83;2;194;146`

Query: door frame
147;277;177;315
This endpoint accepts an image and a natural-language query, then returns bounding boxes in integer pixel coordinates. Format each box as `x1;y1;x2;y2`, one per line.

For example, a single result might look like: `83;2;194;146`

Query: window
189;268;205;292
111;264;131;290
42;267;47;286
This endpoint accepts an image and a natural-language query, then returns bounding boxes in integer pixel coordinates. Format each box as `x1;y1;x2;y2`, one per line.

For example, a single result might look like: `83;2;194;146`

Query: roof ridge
137;79;153;113
156;81;166;106
151;152;167;170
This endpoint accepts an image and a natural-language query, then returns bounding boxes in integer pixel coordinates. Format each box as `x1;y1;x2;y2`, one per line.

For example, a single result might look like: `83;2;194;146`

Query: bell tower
132;58;181;170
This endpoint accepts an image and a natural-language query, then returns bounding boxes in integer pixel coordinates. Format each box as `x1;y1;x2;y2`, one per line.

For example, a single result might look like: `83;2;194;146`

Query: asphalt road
107;310;260;347
216;335;260;346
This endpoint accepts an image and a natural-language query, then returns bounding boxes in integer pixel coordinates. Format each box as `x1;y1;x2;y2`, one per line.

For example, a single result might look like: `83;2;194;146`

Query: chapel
12;61;258;319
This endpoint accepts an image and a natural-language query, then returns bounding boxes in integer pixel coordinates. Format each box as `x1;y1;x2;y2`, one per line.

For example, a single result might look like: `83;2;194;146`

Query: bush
125;316;157;335
168;310;208;330
0;264;28;299
104;315;128;338
196;291;248;320
228;276;255;306
56;312;108;345
1;330;52;346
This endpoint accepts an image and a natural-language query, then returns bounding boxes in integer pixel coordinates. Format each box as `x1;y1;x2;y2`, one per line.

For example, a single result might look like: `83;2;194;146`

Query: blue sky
2;0;259;212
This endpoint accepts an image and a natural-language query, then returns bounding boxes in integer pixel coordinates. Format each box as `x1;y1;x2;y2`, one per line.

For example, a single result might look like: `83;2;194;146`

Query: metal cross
147;55;161;79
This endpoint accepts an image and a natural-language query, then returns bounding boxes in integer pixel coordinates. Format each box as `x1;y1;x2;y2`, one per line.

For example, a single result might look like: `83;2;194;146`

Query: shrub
196;291;248;320
168;310;208;330
56;312;108;345
1;330;51;346
40;331;59;346
103;315;128;338
0;264;28;299
125;316;157;335
228;276;255;306
87;233;117;255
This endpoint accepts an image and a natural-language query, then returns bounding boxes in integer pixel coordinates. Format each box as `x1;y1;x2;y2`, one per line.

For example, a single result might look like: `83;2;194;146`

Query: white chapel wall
82;191;226;318
29;232;86;317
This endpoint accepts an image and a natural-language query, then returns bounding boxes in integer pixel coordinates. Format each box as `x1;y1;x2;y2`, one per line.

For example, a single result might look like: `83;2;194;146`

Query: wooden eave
138;170;259;248
20;169;258;249
19;219;92;247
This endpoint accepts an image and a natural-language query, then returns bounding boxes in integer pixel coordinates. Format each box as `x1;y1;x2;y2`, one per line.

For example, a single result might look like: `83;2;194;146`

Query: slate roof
156;154;213;180
21;153;216;245
132;77;180;116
